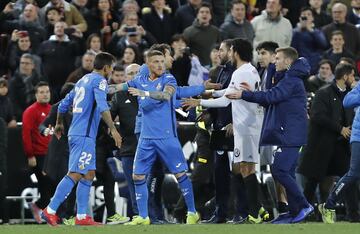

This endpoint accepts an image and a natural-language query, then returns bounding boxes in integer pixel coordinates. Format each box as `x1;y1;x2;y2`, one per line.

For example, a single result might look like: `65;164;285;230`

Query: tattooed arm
128;85;175;101
108;83;129;94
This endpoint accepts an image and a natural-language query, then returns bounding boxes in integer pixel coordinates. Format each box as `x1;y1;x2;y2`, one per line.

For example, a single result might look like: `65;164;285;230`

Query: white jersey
224;63;263;138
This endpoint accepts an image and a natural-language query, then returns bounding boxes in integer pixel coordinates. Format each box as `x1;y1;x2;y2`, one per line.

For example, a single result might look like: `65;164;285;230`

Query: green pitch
1;223;360;234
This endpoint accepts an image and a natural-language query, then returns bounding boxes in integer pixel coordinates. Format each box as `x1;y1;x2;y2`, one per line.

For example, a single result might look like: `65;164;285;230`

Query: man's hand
225;90;243;100
341;127;351;139
182;98;201;111
28;157;37;167
224;123;233;137
7;119;17;128
3;3;14;14
110;128;122;148
44;124;54;136
128;87;146;97
204;80;222;90
54;123;64;139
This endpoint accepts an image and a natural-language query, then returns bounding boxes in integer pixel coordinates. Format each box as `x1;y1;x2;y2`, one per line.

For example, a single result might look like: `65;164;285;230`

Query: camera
124;27;136;33
300;16;307;21
64;28;76;35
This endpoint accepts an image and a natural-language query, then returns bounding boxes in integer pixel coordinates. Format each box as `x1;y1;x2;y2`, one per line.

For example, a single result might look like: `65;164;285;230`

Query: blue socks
134;178;149;218
76;178;93;215
177;174;196;213
48;175;76;212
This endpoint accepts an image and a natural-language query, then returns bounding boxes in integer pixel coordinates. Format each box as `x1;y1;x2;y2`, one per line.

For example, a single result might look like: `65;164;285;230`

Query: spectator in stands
108;12;155;57
119;0;140;21
300;63;358;222
40;0;88;32
44;6;62;39
0;114;8;224
86;33;103;55
309;0;332;28
22;81;52;224
66;51;95;83
109;63;126;84
8;53;43;121
220;0;255;42
142;0;175;44
348;0;360;28
183;2;221;66
175;0;202;33
7;30;42;76
322;2;360;58
291;7;328;75
0;3;46;51
37;21;81;103
322;30;355;66
71;0;90;16
120;44;142;68
251;0;293;57
0;78;16;128
306;59;335;93
170;34;191;86
84;0;120;48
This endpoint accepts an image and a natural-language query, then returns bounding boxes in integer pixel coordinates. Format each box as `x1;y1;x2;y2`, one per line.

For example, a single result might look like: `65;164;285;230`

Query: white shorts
233;135;260;164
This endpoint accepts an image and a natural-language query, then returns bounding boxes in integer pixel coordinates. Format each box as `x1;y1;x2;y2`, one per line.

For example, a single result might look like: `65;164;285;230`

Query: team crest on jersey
99;80;107;91
234;148;241;157
83;76;89;83
156;83;162;91
78;163;85;170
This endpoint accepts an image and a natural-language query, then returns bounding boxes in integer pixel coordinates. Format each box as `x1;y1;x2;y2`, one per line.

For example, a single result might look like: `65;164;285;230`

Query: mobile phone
64;28;76;35
124;27;136;33
300;16;307;21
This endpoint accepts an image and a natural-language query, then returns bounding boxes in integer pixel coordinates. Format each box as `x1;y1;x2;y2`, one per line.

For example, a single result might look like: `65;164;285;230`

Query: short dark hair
93;52;115;70
232;38;253;62
318;59;335;72
334;63;354;80
45;6;61;18
149;43;172;55
170;34;188;45
256;41;279;54
300;6;314;15
276;47;298;62
197;2;213;15
146;50;164;59
60;82;75;99
113;63;125;72
221;39;233;50
339;57;356;67
21;53;34;63
34;81;49;93
331;30;344;39
0;77;8;87
230;0;247;10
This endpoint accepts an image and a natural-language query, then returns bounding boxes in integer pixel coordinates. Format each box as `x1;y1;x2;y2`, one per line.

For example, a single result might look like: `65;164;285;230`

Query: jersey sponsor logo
99;80;107;91
41;112;46;116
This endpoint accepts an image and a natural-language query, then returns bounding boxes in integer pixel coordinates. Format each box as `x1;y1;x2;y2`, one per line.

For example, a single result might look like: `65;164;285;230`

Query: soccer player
41;52;122;226
183;38;265;223
123;50;200;225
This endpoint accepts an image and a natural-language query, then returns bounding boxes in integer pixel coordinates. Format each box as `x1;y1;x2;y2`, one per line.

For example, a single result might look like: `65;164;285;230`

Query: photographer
108;12;156;58
291;7;327;75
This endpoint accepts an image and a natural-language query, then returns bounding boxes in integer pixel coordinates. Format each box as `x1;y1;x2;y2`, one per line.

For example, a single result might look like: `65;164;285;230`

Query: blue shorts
133;137;188;175
68;136;96;174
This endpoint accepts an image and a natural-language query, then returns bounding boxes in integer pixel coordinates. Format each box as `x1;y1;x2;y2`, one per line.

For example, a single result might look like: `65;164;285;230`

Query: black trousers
33;156;54;209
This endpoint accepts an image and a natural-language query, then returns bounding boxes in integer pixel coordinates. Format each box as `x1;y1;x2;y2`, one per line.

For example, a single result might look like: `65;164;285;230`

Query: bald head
332;3;347;23
125;63;140;80
23;4;38;22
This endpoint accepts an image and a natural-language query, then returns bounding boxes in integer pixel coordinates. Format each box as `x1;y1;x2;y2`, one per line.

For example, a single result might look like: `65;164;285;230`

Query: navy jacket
242;58;310;147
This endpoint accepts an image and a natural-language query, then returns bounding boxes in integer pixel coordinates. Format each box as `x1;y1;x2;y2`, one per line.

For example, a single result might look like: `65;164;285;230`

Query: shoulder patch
99;79;107;91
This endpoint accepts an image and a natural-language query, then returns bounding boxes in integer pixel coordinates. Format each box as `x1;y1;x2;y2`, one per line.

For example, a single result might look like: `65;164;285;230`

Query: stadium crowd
0;0;360;226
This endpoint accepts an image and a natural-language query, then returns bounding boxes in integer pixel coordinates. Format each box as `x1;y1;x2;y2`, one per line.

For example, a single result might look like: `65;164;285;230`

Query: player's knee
83;170;96;180
231;162;242;175
67;172;82;182
133;174;145;181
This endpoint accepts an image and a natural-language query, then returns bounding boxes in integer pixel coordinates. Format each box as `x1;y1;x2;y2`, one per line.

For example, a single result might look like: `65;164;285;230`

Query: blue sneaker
291;205;314;223
271;212;293;224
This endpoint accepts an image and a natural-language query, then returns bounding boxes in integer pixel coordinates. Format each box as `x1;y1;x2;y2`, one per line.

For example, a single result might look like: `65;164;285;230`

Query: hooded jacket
242;58;310;146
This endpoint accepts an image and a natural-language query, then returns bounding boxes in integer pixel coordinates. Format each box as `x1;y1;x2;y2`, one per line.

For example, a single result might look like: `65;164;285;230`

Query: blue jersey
58;72;109;139
128;73;177;139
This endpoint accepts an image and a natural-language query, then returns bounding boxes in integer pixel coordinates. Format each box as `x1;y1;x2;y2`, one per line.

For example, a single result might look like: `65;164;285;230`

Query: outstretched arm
108;83;129;94
129;85;175;101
